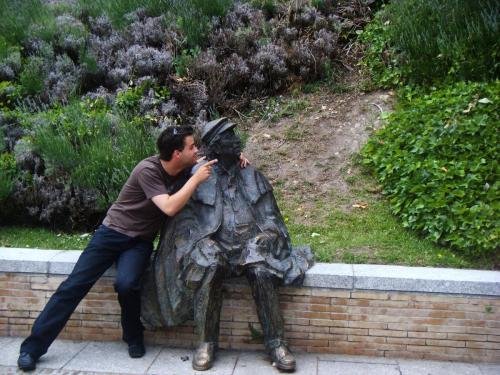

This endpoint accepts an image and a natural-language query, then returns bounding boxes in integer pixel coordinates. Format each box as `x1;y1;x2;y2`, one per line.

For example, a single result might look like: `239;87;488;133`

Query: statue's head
201;118;241;166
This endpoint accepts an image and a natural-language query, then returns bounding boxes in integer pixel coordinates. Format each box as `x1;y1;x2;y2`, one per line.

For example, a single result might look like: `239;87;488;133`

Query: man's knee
114;277;139;295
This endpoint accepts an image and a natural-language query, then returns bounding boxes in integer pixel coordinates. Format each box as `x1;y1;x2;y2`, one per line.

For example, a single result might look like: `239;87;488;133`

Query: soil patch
241;84;394;224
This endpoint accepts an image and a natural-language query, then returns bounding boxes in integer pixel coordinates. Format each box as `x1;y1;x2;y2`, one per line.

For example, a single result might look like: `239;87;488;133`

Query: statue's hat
201;117;236;145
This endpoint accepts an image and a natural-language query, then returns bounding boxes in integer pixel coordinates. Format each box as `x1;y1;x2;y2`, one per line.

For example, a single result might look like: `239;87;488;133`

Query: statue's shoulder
192;162;217;206
240;166;273;203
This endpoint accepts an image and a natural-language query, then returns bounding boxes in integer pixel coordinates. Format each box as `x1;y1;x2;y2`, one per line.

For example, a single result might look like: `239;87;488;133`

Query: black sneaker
18;352;36;371
128;342;145;358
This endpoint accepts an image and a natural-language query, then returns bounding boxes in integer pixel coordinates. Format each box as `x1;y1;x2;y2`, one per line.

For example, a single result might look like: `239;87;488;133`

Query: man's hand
152;158;217;216
192;159;218;184
239;153;250;168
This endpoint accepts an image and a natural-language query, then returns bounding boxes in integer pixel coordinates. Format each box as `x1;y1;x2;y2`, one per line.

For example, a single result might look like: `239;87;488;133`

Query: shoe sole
273;361;296;372
192;363;213;371
129;353;145;358
18;365;36;372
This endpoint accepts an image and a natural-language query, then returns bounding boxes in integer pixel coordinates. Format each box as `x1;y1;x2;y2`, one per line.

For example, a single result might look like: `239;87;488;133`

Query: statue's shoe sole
192;362;213;371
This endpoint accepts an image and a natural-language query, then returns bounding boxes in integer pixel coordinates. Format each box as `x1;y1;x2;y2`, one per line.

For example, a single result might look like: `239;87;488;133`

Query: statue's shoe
270;344;296;371
192;342;216;371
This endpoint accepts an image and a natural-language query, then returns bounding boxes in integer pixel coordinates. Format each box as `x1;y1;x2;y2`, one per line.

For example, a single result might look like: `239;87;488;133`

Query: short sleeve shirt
103;156;190;241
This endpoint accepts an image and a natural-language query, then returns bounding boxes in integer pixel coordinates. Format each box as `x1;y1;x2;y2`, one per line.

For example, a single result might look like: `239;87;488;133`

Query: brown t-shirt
103;156;190;241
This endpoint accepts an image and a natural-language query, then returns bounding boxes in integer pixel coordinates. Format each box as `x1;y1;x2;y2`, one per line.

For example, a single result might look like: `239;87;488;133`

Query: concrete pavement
1;337;499;375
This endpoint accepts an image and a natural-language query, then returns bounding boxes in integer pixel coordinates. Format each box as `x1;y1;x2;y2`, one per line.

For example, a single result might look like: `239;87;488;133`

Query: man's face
178;135;198;167
209;130;241;161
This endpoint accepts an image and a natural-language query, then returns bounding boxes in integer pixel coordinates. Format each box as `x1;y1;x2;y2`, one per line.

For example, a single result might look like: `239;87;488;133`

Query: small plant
0;152;17;200
357;6;402;89
115;84;145;112
254;97;309;123
19;57;47;96
173;47;201;77
284;121;309;141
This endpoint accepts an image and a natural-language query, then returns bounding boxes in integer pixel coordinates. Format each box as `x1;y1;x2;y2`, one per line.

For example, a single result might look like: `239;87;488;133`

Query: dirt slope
242;86;394;222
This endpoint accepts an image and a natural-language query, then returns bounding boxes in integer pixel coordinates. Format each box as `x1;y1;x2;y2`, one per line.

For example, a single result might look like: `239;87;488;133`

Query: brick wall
1;272;499;363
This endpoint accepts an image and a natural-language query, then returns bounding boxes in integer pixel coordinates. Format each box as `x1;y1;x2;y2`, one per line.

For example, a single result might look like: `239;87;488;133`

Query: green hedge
359;0;499;87
362;81;499;257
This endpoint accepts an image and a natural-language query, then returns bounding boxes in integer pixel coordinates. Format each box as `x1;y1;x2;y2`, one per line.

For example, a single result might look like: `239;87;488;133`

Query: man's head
157;126;198;166
202;118;241;165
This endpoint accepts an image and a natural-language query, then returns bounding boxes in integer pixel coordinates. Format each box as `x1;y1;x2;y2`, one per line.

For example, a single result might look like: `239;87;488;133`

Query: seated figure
141;118;314;371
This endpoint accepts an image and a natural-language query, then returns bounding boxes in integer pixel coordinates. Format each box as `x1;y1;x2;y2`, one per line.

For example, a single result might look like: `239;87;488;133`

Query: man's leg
19;226;127;361
114;239;153;357
246;266;295;371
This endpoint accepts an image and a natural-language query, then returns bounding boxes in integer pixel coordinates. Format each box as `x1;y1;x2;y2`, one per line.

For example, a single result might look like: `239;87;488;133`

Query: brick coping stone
1;247;499;296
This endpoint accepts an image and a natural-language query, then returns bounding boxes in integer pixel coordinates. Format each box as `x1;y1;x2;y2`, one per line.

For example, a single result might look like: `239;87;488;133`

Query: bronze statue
141;118;314;371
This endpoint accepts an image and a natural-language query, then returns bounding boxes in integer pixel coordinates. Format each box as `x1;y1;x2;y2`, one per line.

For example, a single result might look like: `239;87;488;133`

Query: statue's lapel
192;173;216;206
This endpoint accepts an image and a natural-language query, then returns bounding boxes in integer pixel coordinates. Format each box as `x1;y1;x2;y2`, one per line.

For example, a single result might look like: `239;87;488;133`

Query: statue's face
208;130;241;162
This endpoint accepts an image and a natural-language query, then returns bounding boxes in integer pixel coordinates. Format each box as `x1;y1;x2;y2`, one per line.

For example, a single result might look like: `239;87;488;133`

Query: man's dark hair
157;126;194;161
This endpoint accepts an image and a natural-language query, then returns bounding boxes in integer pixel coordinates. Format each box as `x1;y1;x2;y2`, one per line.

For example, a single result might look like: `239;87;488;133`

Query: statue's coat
141;163;313;328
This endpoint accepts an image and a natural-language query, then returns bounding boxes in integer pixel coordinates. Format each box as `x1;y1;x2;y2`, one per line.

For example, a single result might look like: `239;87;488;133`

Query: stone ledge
1;247;499;296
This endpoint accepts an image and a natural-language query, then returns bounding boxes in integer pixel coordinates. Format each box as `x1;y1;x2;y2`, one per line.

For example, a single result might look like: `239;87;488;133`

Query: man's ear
172;149;181;159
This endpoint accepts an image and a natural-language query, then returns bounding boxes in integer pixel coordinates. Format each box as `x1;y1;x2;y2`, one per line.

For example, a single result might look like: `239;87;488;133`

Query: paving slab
63;341;160;374
0;337;17;366
147;347;238;375
318;353;398;364
478;363;500;375
289;353;318;374
0;336;88;370
398;359;482;375
233;351;283;375
318;360;400;375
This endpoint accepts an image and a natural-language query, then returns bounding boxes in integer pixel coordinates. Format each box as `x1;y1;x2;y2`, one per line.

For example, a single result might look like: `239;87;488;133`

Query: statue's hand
239;153;250;168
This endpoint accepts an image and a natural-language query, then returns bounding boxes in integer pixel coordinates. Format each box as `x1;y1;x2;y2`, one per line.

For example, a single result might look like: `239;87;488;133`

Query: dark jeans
20;225;153;359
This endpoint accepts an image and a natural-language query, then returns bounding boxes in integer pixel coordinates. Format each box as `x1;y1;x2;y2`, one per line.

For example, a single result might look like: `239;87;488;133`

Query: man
17;126;220;371
141;118;314;372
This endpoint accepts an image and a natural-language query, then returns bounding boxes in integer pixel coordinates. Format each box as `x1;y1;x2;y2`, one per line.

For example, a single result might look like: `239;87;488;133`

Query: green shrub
19;57;47;96
0;0;54;46
0;81;23;109
357;7;403;89
359;0;499;87
72;117;155;207
251;0;277;17
115;85;145;113
362;81;499;257
30;100;156;208
173;47;200;77
172;0;233;47
77;0;233;47
76;0;162;27
0;152;17;200
388;0;498;83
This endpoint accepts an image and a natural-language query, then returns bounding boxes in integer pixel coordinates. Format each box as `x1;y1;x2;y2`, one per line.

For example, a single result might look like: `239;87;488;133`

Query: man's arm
152;159;217;216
